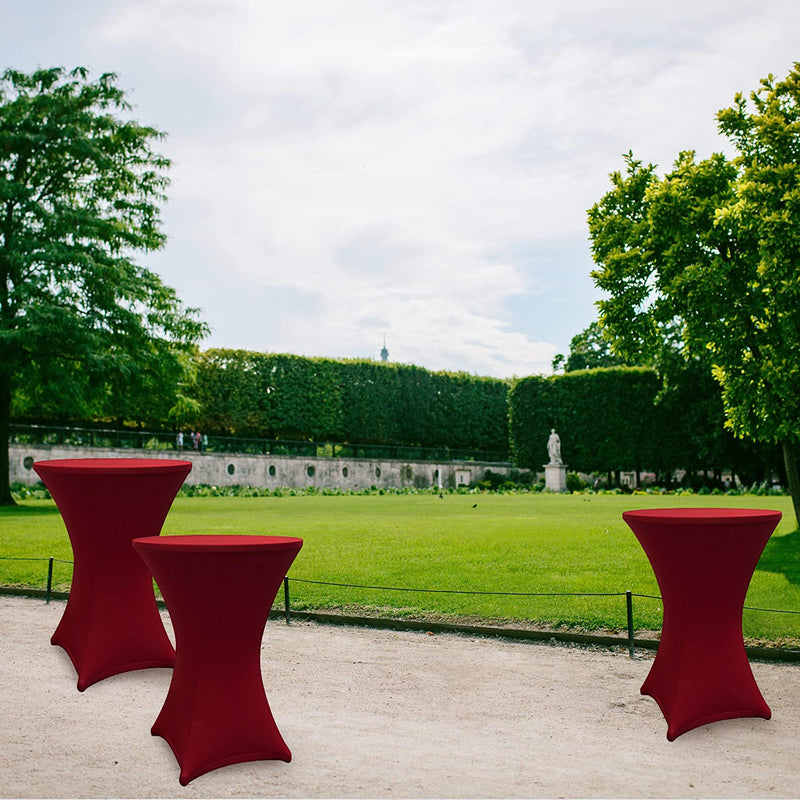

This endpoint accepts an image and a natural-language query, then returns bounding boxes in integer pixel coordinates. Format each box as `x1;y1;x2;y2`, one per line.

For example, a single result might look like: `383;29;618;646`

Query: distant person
176;431;184;451
201;433;208;452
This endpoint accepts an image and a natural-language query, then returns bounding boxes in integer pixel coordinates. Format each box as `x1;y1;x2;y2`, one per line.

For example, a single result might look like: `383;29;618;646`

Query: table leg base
152;725;291;786
51;636;175;692
641;685;771;741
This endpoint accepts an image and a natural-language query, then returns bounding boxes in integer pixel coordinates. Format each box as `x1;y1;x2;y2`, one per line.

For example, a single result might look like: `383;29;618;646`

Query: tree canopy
587;63;800;524
0;66;207;503
552;321;636;373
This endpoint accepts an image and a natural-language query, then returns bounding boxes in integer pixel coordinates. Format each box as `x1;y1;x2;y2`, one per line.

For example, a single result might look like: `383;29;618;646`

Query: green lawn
2;492;799;643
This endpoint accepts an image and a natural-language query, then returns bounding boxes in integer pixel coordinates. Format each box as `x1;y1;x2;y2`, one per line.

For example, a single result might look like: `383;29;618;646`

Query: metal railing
9;423;511;464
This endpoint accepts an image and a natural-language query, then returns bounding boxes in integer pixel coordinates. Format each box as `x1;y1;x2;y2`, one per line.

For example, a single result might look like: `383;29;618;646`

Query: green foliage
510;367;661;472
653;361;775;483
9;483;51;500
710;70;800;448
477;468;534;492
509;366;766;477
0;66;208;502
588;153;667;361
587;63;800;521
338;358;400;444
553;321;635;373
193;349;510;453
565;472;588;492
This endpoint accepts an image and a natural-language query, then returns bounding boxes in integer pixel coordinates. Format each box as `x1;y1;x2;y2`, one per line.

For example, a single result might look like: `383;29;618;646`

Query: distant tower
380;336;389;363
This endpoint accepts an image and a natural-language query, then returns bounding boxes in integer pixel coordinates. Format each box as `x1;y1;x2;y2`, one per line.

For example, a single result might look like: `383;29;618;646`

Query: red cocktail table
33;458;192;690
623;507;780;740
132;534;303;786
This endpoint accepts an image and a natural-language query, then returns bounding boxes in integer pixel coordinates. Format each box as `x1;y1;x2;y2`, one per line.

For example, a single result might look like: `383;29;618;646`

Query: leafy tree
552;321;635;373
588;64;800;524
0;67;207;504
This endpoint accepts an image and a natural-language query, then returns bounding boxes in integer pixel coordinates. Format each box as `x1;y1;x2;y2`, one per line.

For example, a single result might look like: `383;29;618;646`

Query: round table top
623;507;782;525
132;535;304;552
34;458;193;475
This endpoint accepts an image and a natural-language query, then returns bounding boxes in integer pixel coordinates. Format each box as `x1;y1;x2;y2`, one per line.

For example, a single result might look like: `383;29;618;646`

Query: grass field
2;492;800;644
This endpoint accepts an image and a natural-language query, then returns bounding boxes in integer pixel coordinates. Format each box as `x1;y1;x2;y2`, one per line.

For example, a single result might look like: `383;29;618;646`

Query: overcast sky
4;1;800;377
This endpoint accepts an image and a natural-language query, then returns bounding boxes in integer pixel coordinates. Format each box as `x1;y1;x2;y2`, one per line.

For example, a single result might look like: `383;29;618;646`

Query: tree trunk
0;370;15;505
781;439;800;529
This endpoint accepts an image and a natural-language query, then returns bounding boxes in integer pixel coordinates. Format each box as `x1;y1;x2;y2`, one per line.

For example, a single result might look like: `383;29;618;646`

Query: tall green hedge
509;368;661;472
192;349;510;453
509;366;771;478
15;342;772;478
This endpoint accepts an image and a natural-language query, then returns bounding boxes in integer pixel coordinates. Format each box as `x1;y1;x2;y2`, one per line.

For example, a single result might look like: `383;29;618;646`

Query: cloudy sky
4;1;800;377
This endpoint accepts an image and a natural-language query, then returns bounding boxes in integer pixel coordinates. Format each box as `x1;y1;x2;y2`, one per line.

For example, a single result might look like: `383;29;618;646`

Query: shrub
10;483;51;500
566;472;588;492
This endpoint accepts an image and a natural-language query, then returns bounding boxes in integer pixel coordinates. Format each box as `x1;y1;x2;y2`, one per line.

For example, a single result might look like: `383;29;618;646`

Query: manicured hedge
192;349;510;453
14;343;772;479
509;368;661;472
508;366;769;478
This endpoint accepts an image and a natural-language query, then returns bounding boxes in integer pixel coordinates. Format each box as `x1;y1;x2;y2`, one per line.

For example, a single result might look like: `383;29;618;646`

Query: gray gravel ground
2;595;800;799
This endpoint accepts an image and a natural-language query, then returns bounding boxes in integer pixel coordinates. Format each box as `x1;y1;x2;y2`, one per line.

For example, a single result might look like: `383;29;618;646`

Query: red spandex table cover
623;507;780;740
132;534;304;786
33;458;192;691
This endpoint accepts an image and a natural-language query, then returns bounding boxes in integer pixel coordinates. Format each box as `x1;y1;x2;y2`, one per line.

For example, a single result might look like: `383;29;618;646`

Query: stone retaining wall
9;443;512;491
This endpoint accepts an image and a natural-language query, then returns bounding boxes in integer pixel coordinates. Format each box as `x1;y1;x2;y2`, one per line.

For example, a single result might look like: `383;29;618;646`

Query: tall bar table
623;507;780;740
132;534;303;786
33;458;192;691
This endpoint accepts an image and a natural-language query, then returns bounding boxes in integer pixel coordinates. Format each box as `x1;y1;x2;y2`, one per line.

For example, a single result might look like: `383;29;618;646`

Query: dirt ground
2;595;800;799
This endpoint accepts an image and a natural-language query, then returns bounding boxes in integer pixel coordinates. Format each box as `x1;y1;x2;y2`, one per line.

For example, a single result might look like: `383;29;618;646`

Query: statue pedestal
544;463;568;493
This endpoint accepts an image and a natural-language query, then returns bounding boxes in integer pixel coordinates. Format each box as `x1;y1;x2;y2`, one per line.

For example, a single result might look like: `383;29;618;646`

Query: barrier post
626;590;634;658
284;577;291;625
46;557;54;604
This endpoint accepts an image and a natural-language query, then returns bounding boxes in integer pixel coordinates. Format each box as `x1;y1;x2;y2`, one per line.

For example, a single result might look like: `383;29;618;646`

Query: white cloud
80;0;800;376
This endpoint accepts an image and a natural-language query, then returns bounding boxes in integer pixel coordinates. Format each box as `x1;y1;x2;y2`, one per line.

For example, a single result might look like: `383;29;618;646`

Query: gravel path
2;595;800;799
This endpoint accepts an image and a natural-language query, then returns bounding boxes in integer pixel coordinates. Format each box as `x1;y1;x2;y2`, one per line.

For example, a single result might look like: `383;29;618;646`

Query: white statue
547;429;562;465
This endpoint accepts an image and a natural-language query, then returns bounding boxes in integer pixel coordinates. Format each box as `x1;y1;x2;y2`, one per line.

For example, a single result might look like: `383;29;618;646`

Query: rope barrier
2;556;799;624
744;606;800;615
1;556;51;561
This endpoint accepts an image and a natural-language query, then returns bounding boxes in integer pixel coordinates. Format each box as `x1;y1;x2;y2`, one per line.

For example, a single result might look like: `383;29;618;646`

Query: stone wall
9;443;512;491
